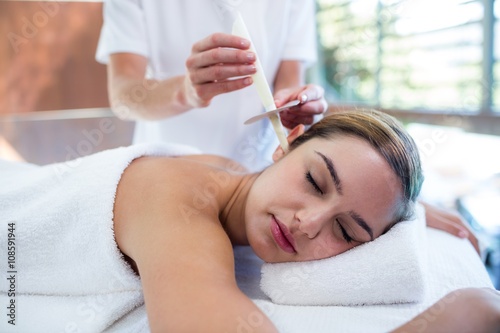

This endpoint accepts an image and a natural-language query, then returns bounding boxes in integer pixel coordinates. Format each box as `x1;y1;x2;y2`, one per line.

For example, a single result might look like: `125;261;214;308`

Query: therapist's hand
421;201;481;255
183;33;257;108
274;84;328;129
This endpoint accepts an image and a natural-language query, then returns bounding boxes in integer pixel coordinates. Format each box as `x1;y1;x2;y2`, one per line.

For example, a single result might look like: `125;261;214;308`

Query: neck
220;172;259;245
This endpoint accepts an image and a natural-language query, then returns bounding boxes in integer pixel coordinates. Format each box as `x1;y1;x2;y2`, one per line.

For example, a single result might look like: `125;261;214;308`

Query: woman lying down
1;110;498;332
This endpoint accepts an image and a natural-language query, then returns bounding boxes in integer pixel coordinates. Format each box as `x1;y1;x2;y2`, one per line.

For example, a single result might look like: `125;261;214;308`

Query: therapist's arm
106;33;257;121
421;201;480;254
273;61;327;129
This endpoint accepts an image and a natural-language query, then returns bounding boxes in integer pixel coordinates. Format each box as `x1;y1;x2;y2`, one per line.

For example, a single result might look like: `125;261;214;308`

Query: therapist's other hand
183;33;257;108
421;201;480;255
274;84;328;129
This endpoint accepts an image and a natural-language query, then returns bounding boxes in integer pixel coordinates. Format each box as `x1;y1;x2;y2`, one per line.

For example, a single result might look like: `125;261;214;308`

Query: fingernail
243;77;252;85
300;94;308;103
458;230;467;238
246;52;255;61
240;39;250;48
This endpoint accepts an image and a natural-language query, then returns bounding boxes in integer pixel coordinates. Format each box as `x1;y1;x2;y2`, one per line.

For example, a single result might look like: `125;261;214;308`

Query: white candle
232;11;289;152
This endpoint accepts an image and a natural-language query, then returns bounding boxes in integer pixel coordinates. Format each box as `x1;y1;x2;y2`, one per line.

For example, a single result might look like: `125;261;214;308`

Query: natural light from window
316;0;498;113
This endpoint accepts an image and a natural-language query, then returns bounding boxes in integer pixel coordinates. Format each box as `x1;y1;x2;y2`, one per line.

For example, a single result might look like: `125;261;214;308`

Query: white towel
0;143;199;333
260;204;427;306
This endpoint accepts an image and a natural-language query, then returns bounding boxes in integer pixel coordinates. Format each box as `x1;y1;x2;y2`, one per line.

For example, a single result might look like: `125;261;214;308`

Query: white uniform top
96;0;317;171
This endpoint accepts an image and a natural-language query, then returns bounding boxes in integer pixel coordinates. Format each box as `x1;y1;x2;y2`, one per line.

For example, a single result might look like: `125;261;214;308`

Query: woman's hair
290;109;423;227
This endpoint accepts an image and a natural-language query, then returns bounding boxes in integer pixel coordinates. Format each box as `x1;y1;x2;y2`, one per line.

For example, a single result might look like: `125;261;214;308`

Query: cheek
244;212;277;260
265;161;304;198
302;235;354;261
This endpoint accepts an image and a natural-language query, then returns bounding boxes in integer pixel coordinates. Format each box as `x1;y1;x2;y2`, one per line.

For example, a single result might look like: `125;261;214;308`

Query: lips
270;216;296;254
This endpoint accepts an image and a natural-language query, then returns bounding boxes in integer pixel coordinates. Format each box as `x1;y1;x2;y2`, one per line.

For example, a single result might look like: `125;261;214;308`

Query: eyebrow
315;151;343;195
315;150;374;241
348;211;374;241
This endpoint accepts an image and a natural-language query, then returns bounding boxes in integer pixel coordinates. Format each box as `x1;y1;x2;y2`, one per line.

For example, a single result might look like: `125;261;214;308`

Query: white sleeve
95;0;149;64
282;0;318;66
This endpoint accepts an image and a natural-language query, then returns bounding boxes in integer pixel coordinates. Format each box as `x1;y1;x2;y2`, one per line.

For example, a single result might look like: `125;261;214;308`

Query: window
494;0;500;109
316;0;499;116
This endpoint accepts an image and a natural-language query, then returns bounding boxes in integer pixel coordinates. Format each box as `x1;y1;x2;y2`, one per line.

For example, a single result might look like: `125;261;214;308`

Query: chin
247;236;275;263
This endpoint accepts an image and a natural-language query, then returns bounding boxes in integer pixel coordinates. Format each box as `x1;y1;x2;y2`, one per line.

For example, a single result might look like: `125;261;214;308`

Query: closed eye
336;219;353;243
305;171;323;195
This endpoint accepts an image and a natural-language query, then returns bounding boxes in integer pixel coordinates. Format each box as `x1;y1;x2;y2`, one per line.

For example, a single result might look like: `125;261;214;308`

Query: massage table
99;227;492;333
234;228;492;333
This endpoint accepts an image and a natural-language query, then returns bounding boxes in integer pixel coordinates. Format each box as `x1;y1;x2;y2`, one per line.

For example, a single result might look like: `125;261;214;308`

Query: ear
272;124;305;162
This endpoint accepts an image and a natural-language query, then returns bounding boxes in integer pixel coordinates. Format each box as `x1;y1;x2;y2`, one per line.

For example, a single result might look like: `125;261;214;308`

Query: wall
0;1;133;164
0;1;108;114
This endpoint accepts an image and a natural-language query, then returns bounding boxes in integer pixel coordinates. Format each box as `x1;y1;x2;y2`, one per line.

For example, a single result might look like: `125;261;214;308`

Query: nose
294;206;332;239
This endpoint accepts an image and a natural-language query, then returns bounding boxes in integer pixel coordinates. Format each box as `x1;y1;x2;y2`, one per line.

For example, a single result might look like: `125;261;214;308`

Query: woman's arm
392;288;500;333
137;215;276;332
114;157;277;332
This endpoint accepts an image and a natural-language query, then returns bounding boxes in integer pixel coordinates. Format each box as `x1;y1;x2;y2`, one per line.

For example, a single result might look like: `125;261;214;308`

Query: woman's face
245;135;403;263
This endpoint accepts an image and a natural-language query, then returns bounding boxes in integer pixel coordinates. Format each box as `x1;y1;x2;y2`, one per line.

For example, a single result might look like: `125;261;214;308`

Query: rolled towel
260;204;427;306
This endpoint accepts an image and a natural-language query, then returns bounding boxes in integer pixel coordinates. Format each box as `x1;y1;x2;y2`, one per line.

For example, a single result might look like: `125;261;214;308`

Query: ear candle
232;11;289;152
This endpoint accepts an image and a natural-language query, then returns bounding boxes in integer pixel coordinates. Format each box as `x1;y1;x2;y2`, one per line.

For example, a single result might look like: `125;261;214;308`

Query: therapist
96;0;327;171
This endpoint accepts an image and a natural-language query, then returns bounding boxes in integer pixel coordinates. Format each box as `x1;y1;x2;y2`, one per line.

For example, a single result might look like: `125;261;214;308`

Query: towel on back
0;143;199;333
260;204;428;306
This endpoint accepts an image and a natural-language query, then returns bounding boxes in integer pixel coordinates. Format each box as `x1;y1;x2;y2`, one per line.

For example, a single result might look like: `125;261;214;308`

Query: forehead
293;136;404;235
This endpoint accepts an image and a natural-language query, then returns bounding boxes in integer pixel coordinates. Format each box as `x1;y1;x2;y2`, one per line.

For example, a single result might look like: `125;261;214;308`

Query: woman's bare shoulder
112;155;250;330
111;155;276;332
114;156;235;247
117;155;242;209
178;154;248;173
